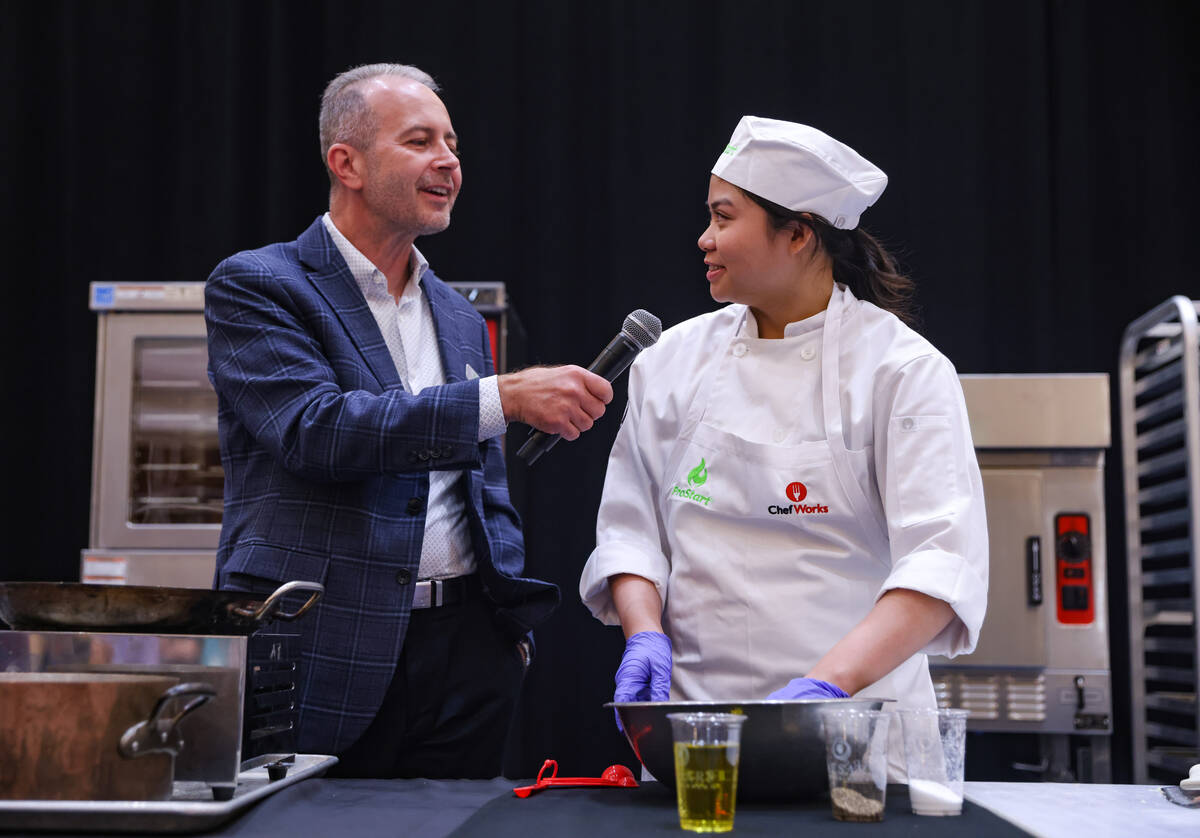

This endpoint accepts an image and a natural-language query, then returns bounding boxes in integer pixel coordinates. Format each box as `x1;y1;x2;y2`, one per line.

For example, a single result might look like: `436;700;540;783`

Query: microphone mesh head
622;309;662;349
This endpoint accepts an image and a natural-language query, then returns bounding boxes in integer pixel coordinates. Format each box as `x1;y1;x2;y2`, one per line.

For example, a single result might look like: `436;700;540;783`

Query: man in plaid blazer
205;63;611;777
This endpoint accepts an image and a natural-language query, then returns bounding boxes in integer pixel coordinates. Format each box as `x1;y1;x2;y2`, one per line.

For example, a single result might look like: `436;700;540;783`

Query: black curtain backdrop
2;0;1197;783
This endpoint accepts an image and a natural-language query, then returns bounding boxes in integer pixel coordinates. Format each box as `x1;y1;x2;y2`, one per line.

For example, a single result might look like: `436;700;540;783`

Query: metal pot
0;580;322;635
47;663;245;789
0;673;215;800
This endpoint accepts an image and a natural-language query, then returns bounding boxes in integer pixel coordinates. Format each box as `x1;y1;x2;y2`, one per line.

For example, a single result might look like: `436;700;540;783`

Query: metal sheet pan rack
1119;295;1200;783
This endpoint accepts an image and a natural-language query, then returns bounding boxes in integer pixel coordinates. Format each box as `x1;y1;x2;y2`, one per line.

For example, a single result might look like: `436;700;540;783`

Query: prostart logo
768;481;829;515
669;458;713;507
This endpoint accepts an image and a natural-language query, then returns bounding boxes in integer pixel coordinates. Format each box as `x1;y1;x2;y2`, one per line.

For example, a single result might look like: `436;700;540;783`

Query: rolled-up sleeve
873;354;989;657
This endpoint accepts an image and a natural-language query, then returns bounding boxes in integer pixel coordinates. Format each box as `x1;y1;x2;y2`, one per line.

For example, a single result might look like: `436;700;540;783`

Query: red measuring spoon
512;759;639;797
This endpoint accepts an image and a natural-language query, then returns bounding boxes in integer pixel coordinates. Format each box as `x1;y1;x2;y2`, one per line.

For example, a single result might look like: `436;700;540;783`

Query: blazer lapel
422;277;466;386
297;218;404;391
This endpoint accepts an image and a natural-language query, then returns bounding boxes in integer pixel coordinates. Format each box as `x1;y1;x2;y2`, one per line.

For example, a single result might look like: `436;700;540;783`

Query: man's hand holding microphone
497;365;613;441
502;310;661;463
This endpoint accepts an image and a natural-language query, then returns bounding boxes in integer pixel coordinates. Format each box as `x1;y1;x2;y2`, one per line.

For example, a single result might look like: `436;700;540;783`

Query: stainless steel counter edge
964;781;1195;837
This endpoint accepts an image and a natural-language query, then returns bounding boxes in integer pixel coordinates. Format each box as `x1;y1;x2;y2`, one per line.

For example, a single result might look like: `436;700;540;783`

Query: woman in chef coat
580;117;988;735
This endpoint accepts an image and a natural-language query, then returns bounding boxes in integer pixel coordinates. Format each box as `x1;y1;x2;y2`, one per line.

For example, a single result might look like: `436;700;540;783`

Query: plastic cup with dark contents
820;707;891;823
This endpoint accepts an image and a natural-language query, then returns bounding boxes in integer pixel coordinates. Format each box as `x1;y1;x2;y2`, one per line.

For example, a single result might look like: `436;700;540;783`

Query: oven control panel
1055;513;1094;624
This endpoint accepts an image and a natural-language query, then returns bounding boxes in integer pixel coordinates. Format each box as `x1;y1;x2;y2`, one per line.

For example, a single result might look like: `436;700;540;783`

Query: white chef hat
711;116;887;230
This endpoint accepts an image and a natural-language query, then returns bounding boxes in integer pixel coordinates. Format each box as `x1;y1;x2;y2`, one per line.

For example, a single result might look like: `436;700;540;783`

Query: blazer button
418;450;431;461
395;569;412;585
407;497;425;515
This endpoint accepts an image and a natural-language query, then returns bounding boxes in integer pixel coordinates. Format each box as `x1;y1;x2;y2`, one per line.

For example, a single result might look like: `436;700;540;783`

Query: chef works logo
669;458;712;507
768;481;829;515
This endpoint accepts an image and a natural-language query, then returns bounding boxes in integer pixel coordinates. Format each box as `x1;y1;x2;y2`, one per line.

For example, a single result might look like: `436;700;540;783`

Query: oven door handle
1026;535;1043;606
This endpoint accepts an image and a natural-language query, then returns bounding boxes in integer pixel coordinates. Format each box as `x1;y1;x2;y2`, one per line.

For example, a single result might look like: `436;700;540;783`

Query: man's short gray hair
319;63;439;182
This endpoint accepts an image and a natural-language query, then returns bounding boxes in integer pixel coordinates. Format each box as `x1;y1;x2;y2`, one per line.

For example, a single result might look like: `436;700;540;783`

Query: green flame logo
687;458;708;488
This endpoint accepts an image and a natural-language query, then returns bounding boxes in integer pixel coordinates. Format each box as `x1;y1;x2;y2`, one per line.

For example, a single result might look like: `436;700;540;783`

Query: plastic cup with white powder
898;708;969;816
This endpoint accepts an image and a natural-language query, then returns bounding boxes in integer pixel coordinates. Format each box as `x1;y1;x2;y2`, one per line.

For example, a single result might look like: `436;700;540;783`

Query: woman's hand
766;677;848;700
615;631;673;704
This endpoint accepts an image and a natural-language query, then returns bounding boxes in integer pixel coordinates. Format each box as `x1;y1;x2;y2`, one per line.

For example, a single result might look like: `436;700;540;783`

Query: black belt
411;575;472;609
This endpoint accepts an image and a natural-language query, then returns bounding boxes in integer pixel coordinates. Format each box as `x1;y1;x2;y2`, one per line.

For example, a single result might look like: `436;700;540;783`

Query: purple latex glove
615;631;673;702
766;677;849;700
613;631;672;732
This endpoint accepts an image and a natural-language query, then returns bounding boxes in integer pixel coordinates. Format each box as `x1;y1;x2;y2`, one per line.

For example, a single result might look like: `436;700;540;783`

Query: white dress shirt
322;213;506;579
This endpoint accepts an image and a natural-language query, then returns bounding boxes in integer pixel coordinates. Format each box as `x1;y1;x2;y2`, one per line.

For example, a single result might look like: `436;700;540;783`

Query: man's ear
327;143;365;191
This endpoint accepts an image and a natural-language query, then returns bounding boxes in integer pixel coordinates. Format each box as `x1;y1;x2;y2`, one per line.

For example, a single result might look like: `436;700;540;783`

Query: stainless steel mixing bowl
608;698;888;801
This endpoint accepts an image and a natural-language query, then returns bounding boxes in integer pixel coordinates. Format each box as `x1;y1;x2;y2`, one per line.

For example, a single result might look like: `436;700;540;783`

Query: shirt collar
322;212;429;299
735;283;849;338
737;305;827;339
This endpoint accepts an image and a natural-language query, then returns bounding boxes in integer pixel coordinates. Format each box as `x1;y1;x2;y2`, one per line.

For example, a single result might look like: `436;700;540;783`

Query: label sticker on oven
82;556;128;585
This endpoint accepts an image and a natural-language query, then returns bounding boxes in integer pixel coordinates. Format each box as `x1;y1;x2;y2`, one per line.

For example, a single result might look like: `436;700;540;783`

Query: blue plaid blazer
205;217;558;755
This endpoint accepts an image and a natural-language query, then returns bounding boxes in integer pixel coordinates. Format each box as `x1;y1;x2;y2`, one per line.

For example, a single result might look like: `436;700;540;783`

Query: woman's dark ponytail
738;188;917;327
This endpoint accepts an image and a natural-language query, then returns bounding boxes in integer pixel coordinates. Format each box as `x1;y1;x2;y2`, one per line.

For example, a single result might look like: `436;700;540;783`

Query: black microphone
517;309;662;464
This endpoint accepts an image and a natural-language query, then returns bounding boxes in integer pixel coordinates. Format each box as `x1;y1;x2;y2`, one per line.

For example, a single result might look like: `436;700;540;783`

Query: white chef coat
581;285;988;762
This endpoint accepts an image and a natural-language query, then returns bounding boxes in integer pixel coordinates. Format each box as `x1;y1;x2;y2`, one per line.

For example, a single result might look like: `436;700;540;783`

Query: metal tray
0;754;337;833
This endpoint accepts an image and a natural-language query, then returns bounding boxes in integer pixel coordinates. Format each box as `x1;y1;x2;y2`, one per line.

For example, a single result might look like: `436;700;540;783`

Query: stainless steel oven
83;281;510;590
84;282;219;588
929;374;1112;781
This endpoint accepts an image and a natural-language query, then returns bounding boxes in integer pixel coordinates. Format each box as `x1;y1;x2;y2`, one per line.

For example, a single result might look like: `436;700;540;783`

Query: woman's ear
787;221;815;256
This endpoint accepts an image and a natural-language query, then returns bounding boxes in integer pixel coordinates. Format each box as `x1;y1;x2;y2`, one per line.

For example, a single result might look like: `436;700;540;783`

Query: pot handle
119;682;217;759
232;581;324;623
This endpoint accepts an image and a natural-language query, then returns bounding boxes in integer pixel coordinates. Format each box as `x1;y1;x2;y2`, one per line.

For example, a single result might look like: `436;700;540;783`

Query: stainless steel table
964;782;1195;837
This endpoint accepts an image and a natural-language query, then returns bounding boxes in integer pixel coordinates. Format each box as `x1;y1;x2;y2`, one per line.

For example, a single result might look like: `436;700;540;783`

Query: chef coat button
902;417;915;430
773;429;787;443
395;569;412;585
732;342;747;358
407;496;425;515
800;346;816;361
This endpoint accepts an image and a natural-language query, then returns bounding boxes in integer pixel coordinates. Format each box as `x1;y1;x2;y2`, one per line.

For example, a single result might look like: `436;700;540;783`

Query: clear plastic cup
666;712;747;833
898;708;969;816
820;707;890;822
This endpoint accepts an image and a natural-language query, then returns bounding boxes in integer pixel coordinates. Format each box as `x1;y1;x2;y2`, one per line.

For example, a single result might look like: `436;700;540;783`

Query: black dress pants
325;576;526;779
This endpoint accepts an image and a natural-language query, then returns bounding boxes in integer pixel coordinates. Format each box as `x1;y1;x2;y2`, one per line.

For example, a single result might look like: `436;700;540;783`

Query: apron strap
820;286;892;561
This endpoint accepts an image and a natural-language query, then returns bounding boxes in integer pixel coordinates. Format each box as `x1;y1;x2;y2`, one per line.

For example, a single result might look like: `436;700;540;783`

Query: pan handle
232;580;324;623
119;682;217;759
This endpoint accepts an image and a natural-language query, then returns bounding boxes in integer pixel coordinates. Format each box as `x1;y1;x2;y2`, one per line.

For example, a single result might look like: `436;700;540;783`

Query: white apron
657;287;934;772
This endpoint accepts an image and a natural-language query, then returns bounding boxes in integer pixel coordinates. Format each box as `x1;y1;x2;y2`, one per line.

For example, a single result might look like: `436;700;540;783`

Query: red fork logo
785;482;807;503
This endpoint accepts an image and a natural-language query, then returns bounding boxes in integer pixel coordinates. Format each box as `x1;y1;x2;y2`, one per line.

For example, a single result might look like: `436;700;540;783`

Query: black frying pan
0;580;322;635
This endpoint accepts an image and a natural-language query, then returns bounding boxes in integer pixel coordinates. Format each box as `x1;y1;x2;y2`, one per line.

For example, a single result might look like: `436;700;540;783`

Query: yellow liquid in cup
673;743;739;833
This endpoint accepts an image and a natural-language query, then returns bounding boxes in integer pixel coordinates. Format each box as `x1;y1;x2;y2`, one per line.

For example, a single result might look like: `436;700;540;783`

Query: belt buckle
412;579;445;609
